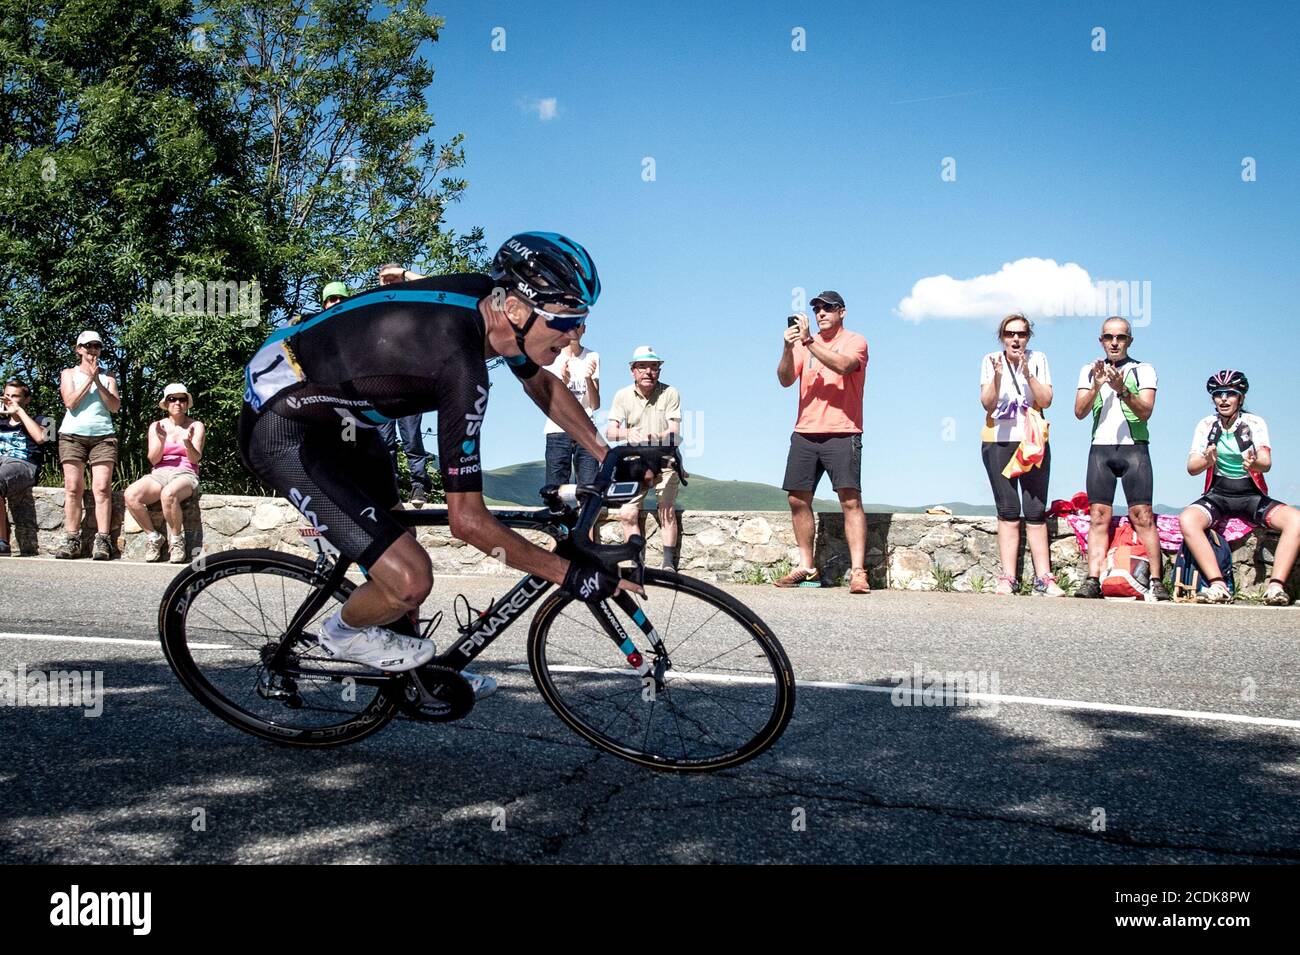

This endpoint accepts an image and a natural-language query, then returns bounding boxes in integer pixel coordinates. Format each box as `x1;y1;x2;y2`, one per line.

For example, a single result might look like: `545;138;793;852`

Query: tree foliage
0;0;484;492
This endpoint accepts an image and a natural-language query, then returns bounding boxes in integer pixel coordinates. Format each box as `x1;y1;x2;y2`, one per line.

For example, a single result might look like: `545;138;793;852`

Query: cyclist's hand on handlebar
563;559;644;602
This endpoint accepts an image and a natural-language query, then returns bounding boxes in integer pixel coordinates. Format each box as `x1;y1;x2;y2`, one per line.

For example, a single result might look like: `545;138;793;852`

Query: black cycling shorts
982;441;1051;523
1086;443;1153;507
782;432;862;493
1190;476;1285;526
239;402;404;573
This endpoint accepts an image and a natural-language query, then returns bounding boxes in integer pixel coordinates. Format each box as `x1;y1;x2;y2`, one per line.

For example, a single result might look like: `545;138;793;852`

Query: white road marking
507;664;1300;730
0;632;231;650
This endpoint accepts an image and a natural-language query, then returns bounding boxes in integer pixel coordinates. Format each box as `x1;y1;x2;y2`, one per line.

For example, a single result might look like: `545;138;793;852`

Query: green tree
0;0;271;489
204;0;488;314
2;0;485;493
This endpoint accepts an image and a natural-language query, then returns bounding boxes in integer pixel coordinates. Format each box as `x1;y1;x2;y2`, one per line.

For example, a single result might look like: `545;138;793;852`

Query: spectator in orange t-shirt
774;291;870;593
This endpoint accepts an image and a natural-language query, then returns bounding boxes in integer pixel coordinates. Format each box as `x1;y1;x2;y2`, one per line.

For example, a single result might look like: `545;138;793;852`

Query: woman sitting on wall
1179;370;1297;605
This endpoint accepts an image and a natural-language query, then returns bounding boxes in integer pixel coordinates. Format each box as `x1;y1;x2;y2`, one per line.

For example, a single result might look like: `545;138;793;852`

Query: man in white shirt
543;326;600;487
1072;316;1167;600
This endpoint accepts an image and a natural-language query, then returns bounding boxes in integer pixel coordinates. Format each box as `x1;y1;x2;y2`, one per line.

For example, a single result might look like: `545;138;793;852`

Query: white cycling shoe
318;624;436;672
460;671;498;700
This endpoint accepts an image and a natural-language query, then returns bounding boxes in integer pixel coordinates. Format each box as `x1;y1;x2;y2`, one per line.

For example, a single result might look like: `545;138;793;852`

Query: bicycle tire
527;569;795;772
158;549;400;747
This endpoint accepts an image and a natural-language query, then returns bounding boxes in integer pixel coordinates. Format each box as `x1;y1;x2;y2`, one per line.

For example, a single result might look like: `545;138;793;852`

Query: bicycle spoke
164;556;391;742
534;572;792;770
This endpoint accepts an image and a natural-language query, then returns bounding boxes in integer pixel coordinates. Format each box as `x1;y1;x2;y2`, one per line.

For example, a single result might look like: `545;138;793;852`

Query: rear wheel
158;550;399;746
527;570;795;771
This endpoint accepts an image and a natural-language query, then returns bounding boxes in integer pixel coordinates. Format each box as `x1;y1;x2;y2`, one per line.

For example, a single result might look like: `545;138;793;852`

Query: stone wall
3;487;1294;592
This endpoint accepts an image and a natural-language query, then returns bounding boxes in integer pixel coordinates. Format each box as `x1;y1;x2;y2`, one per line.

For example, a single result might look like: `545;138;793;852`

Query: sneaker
460;670;498;700
91;533;112;561
1074;576;1103;598
409;486;428;506
54;534;82;559
1148;579;1171;602
168;534;188;564
1032;574;1065;597
994;575;1018;596
773;566;820;588
0;539;9;556
1264;582;1291;606
1203;580;1233;604
849;568;871;594
143;531;166;562
318;624;436;672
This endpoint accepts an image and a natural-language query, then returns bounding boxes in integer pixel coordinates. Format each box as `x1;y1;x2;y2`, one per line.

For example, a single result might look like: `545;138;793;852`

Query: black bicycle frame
270;443;682;683
270;504;645;680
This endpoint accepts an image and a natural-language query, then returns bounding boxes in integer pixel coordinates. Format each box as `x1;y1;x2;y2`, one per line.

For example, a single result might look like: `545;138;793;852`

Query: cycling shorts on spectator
782;432;862;493
1085;443;1153;507
1191;476;1285;526
239;400;403;573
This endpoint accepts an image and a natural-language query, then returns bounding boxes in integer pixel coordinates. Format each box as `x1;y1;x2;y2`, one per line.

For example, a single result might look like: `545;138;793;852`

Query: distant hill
483;461;1000;514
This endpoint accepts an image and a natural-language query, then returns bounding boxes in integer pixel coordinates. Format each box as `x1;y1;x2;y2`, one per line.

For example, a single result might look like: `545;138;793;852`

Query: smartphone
787;315;799;328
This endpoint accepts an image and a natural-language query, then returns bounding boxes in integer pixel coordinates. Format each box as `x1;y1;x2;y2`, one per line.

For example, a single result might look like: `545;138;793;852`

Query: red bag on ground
1101;523;1151;599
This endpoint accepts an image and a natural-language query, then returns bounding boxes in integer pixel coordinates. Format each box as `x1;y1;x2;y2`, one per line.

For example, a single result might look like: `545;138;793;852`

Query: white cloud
526;97;558;121
895;257;1119;323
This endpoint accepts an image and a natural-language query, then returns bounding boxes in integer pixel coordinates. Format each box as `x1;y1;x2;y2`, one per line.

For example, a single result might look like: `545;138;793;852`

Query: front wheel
527;570;795;772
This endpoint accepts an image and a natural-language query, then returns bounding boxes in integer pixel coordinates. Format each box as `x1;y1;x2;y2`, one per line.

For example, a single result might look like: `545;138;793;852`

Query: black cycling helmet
491;232;601;312
1206;369;1249;395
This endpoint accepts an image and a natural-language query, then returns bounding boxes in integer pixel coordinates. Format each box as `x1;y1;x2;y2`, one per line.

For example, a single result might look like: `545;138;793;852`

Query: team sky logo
464;385;488;437
288;488;328;534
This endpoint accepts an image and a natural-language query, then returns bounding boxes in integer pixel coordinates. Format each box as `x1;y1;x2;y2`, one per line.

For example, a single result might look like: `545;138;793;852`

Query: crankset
393;665;475;723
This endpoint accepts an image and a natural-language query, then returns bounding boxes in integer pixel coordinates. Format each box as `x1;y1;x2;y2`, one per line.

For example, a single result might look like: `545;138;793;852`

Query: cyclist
1179;370;1297;605
1072;316;1169;600
238;232;642;693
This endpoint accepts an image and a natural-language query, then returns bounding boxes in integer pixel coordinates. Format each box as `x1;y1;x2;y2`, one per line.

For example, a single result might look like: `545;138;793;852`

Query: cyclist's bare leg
338;532;433;628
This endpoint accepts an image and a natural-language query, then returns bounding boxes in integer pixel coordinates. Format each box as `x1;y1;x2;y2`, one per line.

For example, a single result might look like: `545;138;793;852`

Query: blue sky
413;0;1299;508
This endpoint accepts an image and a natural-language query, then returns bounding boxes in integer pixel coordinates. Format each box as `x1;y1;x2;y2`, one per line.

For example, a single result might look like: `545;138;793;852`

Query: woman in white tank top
55;330;121;560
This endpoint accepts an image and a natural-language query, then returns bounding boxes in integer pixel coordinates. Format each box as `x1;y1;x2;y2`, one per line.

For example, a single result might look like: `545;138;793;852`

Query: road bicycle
158;446;795;771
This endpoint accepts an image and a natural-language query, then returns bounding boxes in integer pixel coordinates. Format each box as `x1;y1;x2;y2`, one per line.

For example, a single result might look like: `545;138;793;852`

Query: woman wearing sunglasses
979;313;1059;595
124;383;205;563
1179;371;1297;605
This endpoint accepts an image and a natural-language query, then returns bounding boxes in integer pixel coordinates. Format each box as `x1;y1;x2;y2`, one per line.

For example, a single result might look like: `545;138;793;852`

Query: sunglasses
1211;390;1241;400
1100;334;1131;343
812;304;842;313
1003;330;1030;339
166;395;189;403
533;304;587;332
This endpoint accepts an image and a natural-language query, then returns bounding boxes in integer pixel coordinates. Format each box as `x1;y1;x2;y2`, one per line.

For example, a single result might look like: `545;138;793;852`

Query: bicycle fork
589;591;672;689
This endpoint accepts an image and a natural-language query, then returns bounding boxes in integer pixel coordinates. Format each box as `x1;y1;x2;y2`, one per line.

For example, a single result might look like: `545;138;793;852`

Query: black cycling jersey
244;274;539;495
239;274;541;570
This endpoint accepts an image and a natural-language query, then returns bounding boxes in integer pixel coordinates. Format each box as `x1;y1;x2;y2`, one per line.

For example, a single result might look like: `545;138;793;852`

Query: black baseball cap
810;290;845;309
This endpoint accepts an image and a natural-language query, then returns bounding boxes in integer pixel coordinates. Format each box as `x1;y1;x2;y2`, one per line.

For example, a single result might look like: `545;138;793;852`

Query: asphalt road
2;556;1298;863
